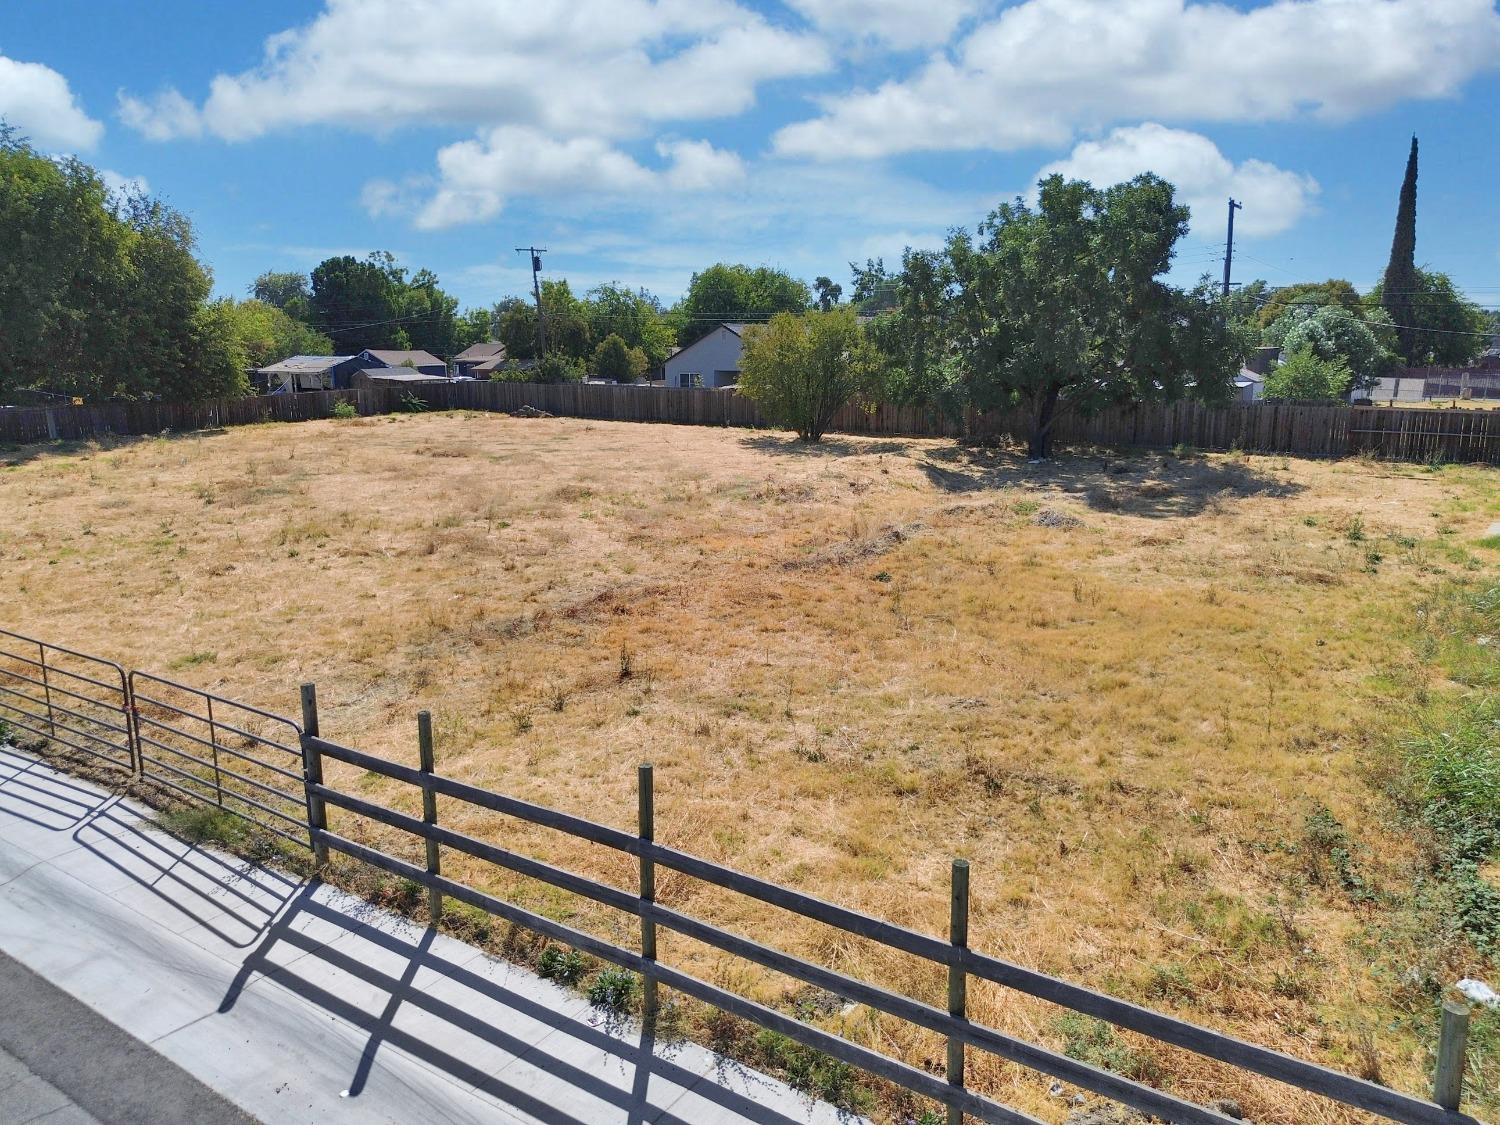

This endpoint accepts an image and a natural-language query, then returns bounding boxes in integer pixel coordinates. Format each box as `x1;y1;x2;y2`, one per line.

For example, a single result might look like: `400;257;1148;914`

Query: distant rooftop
254;355;354;374
361;349;445;367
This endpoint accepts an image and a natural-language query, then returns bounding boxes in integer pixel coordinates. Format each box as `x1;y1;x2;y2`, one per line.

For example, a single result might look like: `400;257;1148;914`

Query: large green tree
308;253;404;353
1256;279;1364;329
936;174;1242;457
0;128;129;400
1380;136;1420;363
739;308;880;442
496;280;592;362
592;333;648;382
584;284;676;368
306;252;467;356
213;298;335;368
0;127;245;402
1264;305;1394;390
1366;269;1489;367
250;270;311;317
669;264;810;348
861;248;963;415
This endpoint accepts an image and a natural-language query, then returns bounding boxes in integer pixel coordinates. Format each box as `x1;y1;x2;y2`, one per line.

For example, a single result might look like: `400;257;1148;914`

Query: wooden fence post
948;858;970;1125
1433;999;1469;1111
299;683;328;867
418;710;442;925
639;762;658;1024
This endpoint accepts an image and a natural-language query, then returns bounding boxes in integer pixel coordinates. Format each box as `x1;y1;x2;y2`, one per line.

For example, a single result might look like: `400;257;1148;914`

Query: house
351;368;452;389
254;355;362;394
453;342;508;378
1233;367;1265;403
356;349;448;377
663;324;744;389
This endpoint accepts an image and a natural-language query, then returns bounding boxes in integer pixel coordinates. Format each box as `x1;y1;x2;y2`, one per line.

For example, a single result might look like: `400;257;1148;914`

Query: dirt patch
784;522;922;569
1034;507;1083;529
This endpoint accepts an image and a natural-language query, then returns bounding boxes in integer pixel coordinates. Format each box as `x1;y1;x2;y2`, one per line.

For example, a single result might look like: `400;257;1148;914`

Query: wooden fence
4;382;1500;464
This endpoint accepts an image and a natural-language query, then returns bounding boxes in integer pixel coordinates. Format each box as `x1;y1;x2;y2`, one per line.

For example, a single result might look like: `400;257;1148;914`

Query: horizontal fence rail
4;382;1500;463
0;629;134;774
300;717;1479;1125
128;671;307;847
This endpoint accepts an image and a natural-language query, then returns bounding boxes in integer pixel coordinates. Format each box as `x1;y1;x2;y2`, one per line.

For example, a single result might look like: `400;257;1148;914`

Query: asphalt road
0;950;259;1124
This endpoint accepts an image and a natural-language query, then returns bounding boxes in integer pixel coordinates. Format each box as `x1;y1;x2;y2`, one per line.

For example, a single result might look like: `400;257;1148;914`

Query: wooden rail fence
3;381;1499;464
0;622;1484;1123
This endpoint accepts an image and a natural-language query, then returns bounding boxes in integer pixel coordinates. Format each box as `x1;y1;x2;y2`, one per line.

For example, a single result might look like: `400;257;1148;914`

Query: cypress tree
1380;135;1419;364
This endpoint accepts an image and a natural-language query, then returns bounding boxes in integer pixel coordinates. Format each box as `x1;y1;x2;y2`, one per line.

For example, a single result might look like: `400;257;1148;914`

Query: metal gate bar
127;670;305;846
0;629;134;774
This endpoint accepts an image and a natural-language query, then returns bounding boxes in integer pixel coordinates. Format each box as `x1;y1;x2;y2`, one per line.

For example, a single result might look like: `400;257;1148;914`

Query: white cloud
116;0;828;143
653;138;747;190
117;88;202;142
783;0;985;47
99;169;150;199
367;128;749;230
1035;124;1319;237
0;54;103;150
775;0;1500;160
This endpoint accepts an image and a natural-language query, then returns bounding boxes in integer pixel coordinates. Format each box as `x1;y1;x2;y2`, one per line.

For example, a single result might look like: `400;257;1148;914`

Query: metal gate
127;671;308;847
0;629;134;774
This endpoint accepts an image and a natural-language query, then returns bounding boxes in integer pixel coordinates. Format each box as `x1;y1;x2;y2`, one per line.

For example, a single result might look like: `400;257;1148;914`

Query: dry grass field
2;412;1497;1122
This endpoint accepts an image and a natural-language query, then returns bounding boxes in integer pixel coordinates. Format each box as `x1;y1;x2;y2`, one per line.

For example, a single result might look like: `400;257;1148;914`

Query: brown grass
2;413;1498;1122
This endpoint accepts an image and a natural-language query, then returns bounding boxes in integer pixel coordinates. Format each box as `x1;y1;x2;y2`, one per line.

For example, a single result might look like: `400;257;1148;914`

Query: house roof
356;368;450;384
254;355;355;375
1234;367;1265;387
667;323;747;367
360;349;445;368
455;342;507;362
470;356;508;374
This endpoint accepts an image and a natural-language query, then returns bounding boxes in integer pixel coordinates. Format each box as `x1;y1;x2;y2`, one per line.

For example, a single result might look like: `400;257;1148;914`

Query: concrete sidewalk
0;744;856;1124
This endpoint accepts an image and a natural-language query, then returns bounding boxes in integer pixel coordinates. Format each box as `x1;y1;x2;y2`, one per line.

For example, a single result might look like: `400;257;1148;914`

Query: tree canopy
585;284;676;368
212;298;334;369
670;264;811;348
250;270;311;316
0;127;244;402
1256;279;1364;329
1263;305;1393;390
592;333;649;383
1365;269;1489;367
869;173;1247;457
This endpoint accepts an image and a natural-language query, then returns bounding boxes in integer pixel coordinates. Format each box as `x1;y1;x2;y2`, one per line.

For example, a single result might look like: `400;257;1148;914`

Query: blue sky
3;0;1499;314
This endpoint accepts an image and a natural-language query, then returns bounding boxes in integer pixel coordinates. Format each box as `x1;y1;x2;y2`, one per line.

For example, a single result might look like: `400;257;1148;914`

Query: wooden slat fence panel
4;384;1500;464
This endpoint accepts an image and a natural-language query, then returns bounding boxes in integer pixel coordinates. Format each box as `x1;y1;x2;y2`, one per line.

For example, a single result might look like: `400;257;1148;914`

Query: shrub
536;354;585;384
592;333;649;383
738;308;880;442
537;945;587;986
331;400;357;419
1263;347;1353;401
586;968;639;1013
397;392;430;413
1055;1013;1162;1084
752;1030;868;1110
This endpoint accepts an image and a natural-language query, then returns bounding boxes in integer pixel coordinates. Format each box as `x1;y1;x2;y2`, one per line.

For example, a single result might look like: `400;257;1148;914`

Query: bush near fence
3;382;1500;463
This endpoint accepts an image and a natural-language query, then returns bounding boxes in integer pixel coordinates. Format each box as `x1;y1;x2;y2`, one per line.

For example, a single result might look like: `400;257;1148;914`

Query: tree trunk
1027;384;1061;459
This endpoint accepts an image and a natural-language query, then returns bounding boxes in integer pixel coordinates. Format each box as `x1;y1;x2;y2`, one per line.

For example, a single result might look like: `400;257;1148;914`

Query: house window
682;372;703;388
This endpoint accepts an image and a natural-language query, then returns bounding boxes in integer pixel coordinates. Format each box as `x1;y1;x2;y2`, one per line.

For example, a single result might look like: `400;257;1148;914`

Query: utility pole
1222;198;1242;299
515;246;548;359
